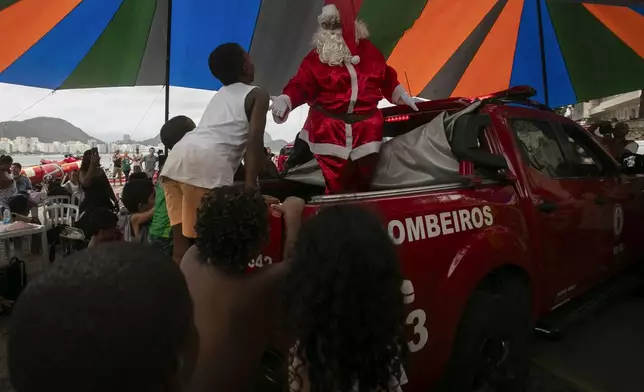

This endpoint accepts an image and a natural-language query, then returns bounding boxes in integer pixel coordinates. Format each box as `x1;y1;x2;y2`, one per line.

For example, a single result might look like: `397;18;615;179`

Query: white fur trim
355;20;369;40
350;140;382;160
297;129;382;160
318;4;339;24
345;60;359;114
299;129;351;159
345;123;353;149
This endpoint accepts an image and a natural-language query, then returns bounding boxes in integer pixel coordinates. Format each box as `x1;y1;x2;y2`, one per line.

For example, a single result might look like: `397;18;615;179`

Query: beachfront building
572;90;641;122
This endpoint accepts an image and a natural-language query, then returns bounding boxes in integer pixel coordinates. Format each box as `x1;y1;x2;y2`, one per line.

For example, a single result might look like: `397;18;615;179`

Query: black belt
313;105;376;124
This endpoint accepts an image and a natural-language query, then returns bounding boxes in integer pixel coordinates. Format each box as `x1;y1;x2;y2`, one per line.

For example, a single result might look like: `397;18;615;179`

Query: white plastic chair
71;191;85;206
46;195;71;206
43;204;79;229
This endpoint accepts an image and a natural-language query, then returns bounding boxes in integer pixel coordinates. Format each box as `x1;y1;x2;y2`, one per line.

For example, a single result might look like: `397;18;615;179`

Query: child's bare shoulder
179;245;204;273
244;87;270;115
247;86;269;102
181;245;202;263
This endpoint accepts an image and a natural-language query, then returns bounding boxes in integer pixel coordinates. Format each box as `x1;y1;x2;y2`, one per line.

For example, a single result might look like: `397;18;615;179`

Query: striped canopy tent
1;0;643;110
255;0;644;108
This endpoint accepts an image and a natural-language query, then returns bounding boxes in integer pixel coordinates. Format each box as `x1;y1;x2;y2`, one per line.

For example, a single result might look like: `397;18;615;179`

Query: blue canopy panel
510;0;546;104
540;0;576;108
0;0;123;89
170;0;262;91
630;5;644;16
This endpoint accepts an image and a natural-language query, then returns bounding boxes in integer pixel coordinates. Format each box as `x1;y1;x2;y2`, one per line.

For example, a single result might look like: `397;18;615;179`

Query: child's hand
273;197;305;223
263;195;280;206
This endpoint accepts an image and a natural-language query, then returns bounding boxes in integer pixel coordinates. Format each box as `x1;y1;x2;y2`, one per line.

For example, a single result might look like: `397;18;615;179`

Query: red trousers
315;153;379;194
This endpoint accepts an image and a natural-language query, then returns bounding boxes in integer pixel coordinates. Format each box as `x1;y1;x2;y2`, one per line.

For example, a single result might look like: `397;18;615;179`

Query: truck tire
438;278;532;392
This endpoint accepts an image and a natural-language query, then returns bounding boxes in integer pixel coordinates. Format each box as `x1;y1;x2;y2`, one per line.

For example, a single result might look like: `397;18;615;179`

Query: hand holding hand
262;194;280;206
270;95;292;124
273;196;305;224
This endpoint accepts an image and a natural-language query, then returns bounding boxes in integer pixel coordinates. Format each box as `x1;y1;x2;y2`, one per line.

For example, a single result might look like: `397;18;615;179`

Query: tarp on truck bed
283;112;462;189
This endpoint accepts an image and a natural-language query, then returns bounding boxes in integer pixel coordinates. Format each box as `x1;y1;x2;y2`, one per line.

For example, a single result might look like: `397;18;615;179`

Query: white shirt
132;153;143;168
162;83;258;189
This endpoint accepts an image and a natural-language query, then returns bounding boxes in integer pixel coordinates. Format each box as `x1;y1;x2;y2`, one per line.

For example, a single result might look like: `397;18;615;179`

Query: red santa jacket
282;40;402;160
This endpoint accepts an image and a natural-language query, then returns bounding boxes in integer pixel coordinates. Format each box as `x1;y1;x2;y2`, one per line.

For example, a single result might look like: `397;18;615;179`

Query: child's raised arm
131;207;155;239
244;88;270;189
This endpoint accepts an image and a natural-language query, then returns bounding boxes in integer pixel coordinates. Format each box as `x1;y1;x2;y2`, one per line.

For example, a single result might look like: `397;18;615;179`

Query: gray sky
0;83;399;143
0;82;308;142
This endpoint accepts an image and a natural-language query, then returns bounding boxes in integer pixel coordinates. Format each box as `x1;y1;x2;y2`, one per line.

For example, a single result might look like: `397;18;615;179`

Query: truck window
560;123;609;178
510;119;568;178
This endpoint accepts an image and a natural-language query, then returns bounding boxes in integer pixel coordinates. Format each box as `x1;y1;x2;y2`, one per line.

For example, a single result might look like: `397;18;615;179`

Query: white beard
313;20;369;66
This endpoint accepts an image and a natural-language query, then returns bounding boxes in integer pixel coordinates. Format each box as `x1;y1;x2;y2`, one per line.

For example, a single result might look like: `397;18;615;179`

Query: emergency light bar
478;85;537;101
479;85;550;111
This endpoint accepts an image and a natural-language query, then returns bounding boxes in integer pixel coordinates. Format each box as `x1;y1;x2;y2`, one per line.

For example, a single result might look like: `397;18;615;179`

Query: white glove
392;85;419;111
397;91;419;111
270;95;292;124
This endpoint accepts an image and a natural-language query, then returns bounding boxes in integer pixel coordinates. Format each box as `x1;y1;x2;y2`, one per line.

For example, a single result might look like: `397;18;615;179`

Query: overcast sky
0;82;402;143
0;82;309;143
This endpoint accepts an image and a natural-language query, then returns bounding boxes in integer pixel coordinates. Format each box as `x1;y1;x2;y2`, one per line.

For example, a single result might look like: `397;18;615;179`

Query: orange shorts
161;178;209;239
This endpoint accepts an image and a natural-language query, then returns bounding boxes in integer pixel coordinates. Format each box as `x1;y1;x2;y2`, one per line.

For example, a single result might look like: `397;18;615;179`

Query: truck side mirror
451;113;509;171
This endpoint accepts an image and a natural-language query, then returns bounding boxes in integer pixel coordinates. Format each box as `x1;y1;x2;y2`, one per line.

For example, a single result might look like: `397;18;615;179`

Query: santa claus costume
271;0;418;194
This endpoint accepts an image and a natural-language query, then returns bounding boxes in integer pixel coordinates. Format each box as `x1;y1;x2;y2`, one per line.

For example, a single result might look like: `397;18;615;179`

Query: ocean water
10;154;115;168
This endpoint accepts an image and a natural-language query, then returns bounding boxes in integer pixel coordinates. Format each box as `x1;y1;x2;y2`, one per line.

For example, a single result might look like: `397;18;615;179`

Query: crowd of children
6;23;412;391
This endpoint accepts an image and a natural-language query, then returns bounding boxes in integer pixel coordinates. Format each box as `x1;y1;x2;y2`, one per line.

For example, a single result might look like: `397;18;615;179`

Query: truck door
614;172;644;266
557;122;621;281
560;122;644;271
248;210;284;272
510;118;604;306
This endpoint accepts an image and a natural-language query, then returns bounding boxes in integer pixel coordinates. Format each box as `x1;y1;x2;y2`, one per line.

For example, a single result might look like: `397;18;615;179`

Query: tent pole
536;0;549;107
164;0;172;155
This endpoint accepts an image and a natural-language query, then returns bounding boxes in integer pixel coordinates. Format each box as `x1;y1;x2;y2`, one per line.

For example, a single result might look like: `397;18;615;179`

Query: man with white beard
271;0;418;194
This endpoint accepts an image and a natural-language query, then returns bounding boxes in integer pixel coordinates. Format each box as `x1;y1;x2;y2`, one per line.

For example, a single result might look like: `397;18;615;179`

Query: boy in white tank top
161;43;270;263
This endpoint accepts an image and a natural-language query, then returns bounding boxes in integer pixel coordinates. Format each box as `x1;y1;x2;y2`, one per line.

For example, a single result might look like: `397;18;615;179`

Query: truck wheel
439;279;532;392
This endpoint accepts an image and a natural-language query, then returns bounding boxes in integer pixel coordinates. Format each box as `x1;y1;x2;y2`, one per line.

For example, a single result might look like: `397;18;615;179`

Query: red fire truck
254;87;644;391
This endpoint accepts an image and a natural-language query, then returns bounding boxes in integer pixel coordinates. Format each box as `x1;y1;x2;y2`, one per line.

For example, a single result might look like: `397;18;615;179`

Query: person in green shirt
122;152;132;182
148;116;196;258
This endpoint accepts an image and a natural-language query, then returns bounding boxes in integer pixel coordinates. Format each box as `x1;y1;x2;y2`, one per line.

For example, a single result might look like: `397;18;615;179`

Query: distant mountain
138;134;161;146
264;133;289;153
0;117;103;144
135;132;288;152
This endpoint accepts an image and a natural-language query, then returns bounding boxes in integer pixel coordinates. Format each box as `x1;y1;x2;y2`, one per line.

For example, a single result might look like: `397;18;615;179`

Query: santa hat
318;0;363;65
